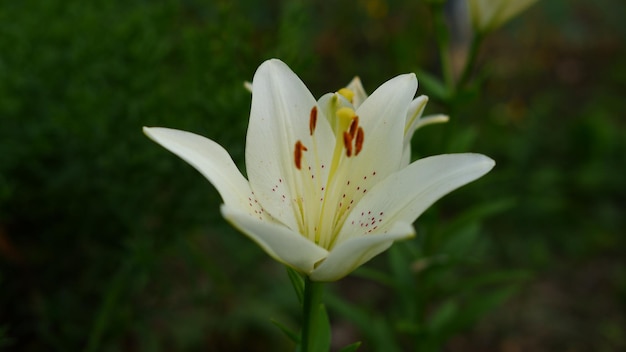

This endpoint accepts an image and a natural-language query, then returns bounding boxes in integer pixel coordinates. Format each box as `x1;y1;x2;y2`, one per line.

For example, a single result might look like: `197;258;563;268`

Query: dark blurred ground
0;0;624;351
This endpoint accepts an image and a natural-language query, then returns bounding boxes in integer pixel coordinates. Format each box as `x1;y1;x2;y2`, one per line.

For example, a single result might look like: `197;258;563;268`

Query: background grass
1;0;624;351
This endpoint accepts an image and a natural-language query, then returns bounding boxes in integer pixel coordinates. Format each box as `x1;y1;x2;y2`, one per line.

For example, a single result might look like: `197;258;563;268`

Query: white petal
345;76;368;108
492;0;538;31
404;95;429;137
337;153;495;243
221;205;328;273
356;73;417;172
400;95;429;167
245;59;335;231
412;114;449;130
309;222;415;281
334;74;417;213
401;106;449;167
143;127;252;212
401;144;413;170
403;96;449;144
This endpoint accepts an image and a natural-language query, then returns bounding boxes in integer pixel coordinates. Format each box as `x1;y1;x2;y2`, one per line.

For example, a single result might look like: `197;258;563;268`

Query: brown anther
348;115;359;139
294;140;308;169
309;106;318;136
355;127;364;155
343;131;353;157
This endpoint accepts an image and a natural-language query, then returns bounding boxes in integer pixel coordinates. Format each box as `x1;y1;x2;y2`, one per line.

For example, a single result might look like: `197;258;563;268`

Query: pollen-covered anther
355;127;364;155
309;106;318;136
294;140;308;170
348;115;359;139
343;131;353;157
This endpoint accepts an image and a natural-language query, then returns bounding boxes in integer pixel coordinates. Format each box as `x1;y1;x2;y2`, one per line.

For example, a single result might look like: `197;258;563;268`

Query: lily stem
457;31;484;90
431;1;454;93
301;277;325;352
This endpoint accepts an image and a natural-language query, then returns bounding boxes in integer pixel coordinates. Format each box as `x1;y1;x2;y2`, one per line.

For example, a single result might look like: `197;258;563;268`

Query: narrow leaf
271;318;300;343
309;304;331;352
286;267;305;304
351;267;394;287
326;295;402;352
414;68;450;102
338;341;362;352
428;300;458;333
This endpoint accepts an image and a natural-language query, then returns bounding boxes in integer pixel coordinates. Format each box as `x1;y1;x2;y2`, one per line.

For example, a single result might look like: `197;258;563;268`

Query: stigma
337;88;355;103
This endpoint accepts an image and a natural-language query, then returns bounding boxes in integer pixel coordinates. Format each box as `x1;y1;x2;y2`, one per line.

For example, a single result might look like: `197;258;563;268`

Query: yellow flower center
290;88;369;248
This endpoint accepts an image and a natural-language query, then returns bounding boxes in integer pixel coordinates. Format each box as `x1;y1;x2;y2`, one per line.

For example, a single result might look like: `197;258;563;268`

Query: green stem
301;277;325;352
431;2;454;93
85;261;132;352
457;31;484;90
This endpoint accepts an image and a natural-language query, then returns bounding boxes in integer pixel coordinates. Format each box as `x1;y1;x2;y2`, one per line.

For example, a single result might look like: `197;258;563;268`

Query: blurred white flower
144;59;494;281
468;0;539;34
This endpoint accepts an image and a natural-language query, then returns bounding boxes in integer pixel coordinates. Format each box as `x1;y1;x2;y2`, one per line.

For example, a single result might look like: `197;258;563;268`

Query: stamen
294;140;308;170
348;115;359;139
343;131;353;157
355;127;364;155
309;106;318;136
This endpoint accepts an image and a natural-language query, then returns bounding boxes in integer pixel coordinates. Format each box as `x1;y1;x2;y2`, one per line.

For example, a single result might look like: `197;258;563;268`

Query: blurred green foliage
1;0;624;351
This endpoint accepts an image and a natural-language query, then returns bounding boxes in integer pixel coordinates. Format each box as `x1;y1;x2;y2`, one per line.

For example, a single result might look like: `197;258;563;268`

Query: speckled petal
309;222;415;281
221;205;329;273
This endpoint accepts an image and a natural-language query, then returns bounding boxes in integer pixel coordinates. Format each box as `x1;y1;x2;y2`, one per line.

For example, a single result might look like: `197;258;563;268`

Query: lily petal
338;74;417;208
404;95;429;137
401;114;450;167
401;98;449;166
143;127;254;213
338;153;495;243
310;222;415;281
221;205;329;273
246;59;335;231
345;76;368;108
356;73;417;173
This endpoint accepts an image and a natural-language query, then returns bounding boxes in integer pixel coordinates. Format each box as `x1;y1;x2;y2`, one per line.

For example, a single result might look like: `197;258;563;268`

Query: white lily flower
144;59;494;281
344;76;450;167
468;0;539;34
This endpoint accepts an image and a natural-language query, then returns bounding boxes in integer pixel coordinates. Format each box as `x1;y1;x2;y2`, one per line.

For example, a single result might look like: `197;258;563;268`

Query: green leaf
308;304;331;352
447;199;516;232
388;245;417;320
286;267;305;304
428;300;459;333
460;285;520;328
271;318;300;343
351;267;394;287
338;341;362;352
414;68;450;102
445;125;478;152
298;304;331;352
326;295;402;352
389;245;413;290
458;269;532;293
436;198;516;254
440;221;481;257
